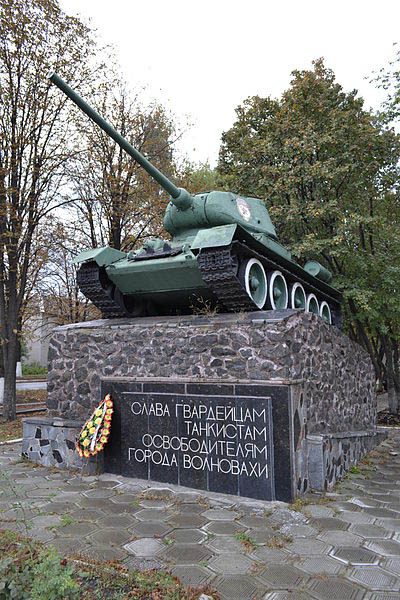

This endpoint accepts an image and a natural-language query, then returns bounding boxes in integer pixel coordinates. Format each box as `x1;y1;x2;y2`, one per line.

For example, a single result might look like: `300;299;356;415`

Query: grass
0;529;218;599
349;465;362;474
21;362;48;376
235;531;258;552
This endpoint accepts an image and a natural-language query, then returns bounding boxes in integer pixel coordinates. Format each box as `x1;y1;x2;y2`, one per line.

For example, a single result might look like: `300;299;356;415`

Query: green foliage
178;160;223;195
218;58;400;407
0;545;78;600
30;550;79;600
21;362;47;376
0;530;215;599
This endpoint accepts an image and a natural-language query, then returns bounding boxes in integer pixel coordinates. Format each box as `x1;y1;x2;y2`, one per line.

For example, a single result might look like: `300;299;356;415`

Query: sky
60;0;400;167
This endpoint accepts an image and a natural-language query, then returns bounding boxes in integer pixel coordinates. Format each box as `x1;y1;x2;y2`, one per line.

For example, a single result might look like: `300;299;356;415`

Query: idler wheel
268;271;288;310
290;282;306;310
319;300;332;324
239;258;267;309
306;293;319;315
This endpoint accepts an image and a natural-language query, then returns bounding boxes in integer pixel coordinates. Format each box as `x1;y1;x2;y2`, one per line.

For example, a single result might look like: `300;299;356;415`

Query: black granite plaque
103;379;293;501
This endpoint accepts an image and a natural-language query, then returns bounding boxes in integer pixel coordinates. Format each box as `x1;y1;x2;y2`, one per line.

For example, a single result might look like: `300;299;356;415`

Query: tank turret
49;73;342;326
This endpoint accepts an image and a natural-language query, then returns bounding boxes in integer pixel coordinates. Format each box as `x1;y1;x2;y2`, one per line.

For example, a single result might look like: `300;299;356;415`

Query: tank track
197;248;257;312
197;243;342;325
77;261;126;318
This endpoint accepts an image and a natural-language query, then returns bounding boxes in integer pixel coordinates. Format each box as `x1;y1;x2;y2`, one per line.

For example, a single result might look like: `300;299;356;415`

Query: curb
0;438;22;446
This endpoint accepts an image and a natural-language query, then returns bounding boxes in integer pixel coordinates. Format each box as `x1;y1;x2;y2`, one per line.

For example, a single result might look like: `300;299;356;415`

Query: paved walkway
1;431;400;600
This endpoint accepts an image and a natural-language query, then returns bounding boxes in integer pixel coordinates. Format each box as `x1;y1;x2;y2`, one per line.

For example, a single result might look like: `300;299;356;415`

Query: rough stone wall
47;310;376;437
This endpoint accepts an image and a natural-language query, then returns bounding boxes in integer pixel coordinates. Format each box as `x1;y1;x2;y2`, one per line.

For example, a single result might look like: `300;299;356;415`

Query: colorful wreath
76;394;113;458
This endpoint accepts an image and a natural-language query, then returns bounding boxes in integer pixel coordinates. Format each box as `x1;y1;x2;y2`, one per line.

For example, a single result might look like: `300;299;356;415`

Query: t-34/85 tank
50;73;342;326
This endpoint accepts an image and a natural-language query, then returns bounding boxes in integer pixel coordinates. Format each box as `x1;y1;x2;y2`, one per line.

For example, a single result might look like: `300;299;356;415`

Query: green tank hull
50;74;342;326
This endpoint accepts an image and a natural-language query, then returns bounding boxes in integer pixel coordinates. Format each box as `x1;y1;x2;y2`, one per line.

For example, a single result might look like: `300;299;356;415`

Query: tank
49;73;342;326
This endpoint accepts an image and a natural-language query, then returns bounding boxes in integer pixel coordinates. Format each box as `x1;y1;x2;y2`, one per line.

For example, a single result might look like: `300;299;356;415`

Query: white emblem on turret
236;197;251;221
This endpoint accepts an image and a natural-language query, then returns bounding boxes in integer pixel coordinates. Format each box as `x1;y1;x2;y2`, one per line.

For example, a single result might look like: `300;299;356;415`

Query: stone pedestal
22;309;383;499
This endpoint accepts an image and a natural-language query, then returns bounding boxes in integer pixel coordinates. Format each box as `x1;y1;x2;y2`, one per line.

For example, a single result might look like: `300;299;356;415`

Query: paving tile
348;496;384;508
135;508;170;521
303;504;336;518
51;536;86;555
268;509;308;526
251;546;291;562
65;482;90;492
364;539;400;556
248;527;276;544
28;527;56;543
101;502;139;515
172;491;202;503
162;543;213;565
30;514;62;528
330;545;380;565
171;566;213;587
311;517;349;531
167;513;207;528
124;537;164;556
90;479;121;489
28;488;57;498
279;523;317;538
212;574;259;600
362;507;400;518
201;508;239;521
138;499;172;508
80;497;114;510
88;527;132;546
380;557;400;576
98;514;136;528
364;593;400;600
111;494;141;504
83;489;116;498
206;535;244;554
349;523;391;538
45;501;78;514
80;544;127;561
317;530;363;546
338;510;376;524
61;522;98;537
376;518;400;533
169;528;207;544
286;537;331;556
209;552;254;574
173;503;204;514
237;515;271;529
141;487;174;500
69;508;103;522
204;520;245;535
258;563;308;587
297;555;344;575
263;592;311;600
131;520;172;537
305;577;366;600
348;566;400;591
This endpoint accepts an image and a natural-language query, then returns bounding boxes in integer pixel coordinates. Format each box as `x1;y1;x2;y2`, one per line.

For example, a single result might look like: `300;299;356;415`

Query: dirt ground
0;390;46;442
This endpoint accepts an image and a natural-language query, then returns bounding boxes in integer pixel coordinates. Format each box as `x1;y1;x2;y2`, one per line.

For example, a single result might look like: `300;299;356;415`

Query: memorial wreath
76;394;113;458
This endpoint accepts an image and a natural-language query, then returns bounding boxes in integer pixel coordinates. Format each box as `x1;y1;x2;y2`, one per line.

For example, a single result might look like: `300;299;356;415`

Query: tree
68;79;182;252
218;59;400;410
0;0;101;420
35;220;100;325
177;160;222;195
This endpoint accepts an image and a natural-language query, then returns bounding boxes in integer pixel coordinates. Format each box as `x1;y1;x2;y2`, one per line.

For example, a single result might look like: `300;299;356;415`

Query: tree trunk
3;334;17;421
383;334;399;414
388;385;398;414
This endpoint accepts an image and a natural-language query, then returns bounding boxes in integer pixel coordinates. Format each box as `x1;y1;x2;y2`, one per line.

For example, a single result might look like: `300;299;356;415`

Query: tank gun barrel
48;73;193;209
